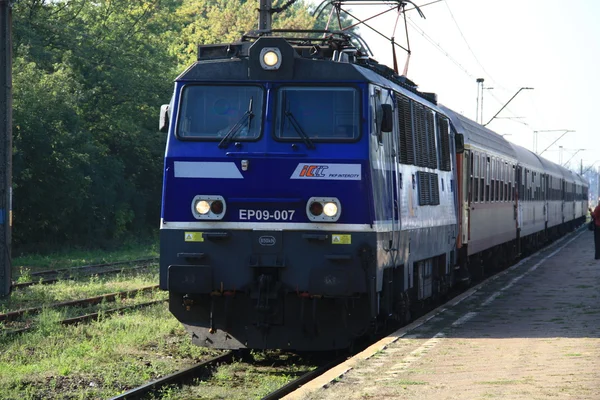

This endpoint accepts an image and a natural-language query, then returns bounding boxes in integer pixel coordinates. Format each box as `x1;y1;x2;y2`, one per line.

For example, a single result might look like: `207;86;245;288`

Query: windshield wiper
218;98;254;149
284;110;315;149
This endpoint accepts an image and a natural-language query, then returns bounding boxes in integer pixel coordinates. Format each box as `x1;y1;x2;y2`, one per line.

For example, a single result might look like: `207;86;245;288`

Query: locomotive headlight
323;202;338;217
260;47;282;70
195;200;211;215
306;197;341;222
191;195;226;220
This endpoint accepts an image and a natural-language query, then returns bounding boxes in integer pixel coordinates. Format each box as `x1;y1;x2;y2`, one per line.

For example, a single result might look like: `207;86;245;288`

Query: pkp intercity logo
299;165;328;177
290;163;361;181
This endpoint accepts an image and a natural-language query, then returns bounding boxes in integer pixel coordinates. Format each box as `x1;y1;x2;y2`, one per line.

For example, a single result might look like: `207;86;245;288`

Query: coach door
516;166;523;231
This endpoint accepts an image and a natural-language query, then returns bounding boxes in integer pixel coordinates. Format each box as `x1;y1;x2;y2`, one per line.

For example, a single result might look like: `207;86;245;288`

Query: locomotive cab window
274;87;360;141
176;85;264;140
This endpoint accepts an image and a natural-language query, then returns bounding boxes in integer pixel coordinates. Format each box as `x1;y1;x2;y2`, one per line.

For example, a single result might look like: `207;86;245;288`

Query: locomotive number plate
239;209;296;221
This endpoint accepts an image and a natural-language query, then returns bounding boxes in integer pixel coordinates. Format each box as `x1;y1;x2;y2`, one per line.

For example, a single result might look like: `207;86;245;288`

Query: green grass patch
0;268;160;314
0;304;220;400
564;353;582;357
12;240;158;277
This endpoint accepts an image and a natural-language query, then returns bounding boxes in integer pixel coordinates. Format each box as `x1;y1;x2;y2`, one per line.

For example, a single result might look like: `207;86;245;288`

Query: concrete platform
285;227;600;400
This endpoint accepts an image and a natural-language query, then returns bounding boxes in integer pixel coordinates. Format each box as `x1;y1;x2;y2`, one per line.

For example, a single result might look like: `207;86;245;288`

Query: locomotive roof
179;32;438;104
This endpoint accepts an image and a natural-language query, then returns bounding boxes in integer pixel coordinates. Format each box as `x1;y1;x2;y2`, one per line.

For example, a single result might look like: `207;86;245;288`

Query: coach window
496;159;500;202
274;86;360;141
469;152;473;203
499;160;503;202
513;165;516;201
504;163;508;201
471;152;476;202
485;157;490;202
510;165;514;201
528;171;532;201
474;153;480;202
480;155;485;202
489;158;494;202
496;160;500;202
532;172;536;201
492;158;496;202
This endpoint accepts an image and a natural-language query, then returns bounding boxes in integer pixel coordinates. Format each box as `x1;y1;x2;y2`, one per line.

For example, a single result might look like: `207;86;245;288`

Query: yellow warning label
184;232;204;242
332;234;351;245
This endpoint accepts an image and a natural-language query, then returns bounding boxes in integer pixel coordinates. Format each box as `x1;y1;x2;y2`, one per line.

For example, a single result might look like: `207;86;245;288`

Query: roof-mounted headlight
260;47;282;70
191;195;226;220
306;197;341;222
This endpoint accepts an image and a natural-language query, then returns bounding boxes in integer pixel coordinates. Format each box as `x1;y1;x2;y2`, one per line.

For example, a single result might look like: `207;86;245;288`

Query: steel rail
26;257;159;278
12;262;157;290
108;352;235;400
2;299;166;336
260;355;348;400
0;284;159;322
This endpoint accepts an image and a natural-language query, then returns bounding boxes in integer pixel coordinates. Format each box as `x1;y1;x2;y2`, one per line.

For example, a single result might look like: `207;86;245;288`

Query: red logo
299;165;329;177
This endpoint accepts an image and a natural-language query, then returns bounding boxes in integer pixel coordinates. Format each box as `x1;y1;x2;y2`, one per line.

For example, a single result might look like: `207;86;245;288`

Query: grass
0;268;160;313
0;242;321;399
12;240;159;276
0;304;221;399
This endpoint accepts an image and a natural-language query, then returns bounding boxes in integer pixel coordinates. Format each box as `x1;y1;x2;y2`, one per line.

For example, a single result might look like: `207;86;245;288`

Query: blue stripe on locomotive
161;81;375;225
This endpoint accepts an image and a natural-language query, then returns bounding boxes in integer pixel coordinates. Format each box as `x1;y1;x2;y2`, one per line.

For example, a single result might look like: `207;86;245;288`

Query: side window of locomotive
176;85;264;140
274;87;360;141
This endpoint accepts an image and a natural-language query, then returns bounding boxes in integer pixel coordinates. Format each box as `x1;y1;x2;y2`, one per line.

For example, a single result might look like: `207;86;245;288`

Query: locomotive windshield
274;87;360;141
176;85;264;140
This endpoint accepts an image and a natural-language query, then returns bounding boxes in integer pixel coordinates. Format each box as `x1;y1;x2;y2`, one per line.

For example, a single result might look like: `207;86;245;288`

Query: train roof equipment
183;0;438;104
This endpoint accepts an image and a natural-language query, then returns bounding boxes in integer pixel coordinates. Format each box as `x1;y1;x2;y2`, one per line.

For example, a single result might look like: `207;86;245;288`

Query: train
157;3;588;351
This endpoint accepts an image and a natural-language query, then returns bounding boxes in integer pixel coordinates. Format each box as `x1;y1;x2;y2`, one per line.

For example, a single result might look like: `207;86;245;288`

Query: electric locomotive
158;2;587;352
158;29;458;350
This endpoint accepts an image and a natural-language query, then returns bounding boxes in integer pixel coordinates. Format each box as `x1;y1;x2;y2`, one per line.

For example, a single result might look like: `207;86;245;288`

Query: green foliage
10;0;323;251
12;0;174;249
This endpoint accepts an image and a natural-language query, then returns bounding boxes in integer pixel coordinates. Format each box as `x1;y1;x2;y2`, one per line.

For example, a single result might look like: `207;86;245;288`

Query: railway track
108;352;235;400
1;285;164;336
12;258;158;289
0;285;159;322
2;299;166;336
107;350;347;400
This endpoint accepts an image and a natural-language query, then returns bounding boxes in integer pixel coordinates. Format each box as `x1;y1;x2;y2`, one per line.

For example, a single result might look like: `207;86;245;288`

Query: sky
307;0;598;173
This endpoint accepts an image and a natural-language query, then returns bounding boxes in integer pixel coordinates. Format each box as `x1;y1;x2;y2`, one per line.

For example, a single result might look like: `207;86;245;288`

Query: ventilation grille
397;96;415;165
437;115;451;171
426;111;437;169
417;171;440;206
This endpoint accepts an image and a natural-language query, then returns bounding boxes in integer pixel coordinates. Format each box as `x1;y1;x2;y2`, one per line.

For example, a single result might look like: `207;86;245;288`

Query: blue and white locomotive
158;2;587;351
158;29;458;350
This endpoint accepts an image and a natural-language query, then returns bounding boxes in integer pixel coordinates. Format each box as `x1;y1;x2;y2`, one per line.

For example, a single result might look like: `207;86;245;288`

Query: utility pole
476;78;484;123
258;0;273;32
0;0;11;297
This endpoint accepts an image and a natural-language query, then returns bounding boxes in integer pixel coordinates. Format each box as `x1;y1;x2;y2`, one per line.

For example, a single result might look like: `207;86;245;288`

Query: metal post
258;0;272;32
476;78;483;123
0;0;11;297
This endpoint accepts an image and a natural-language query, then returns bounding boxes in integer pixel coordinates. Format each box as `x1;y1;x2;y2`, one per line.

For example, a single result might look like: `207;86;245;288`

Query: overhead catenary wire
406;16;475;79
